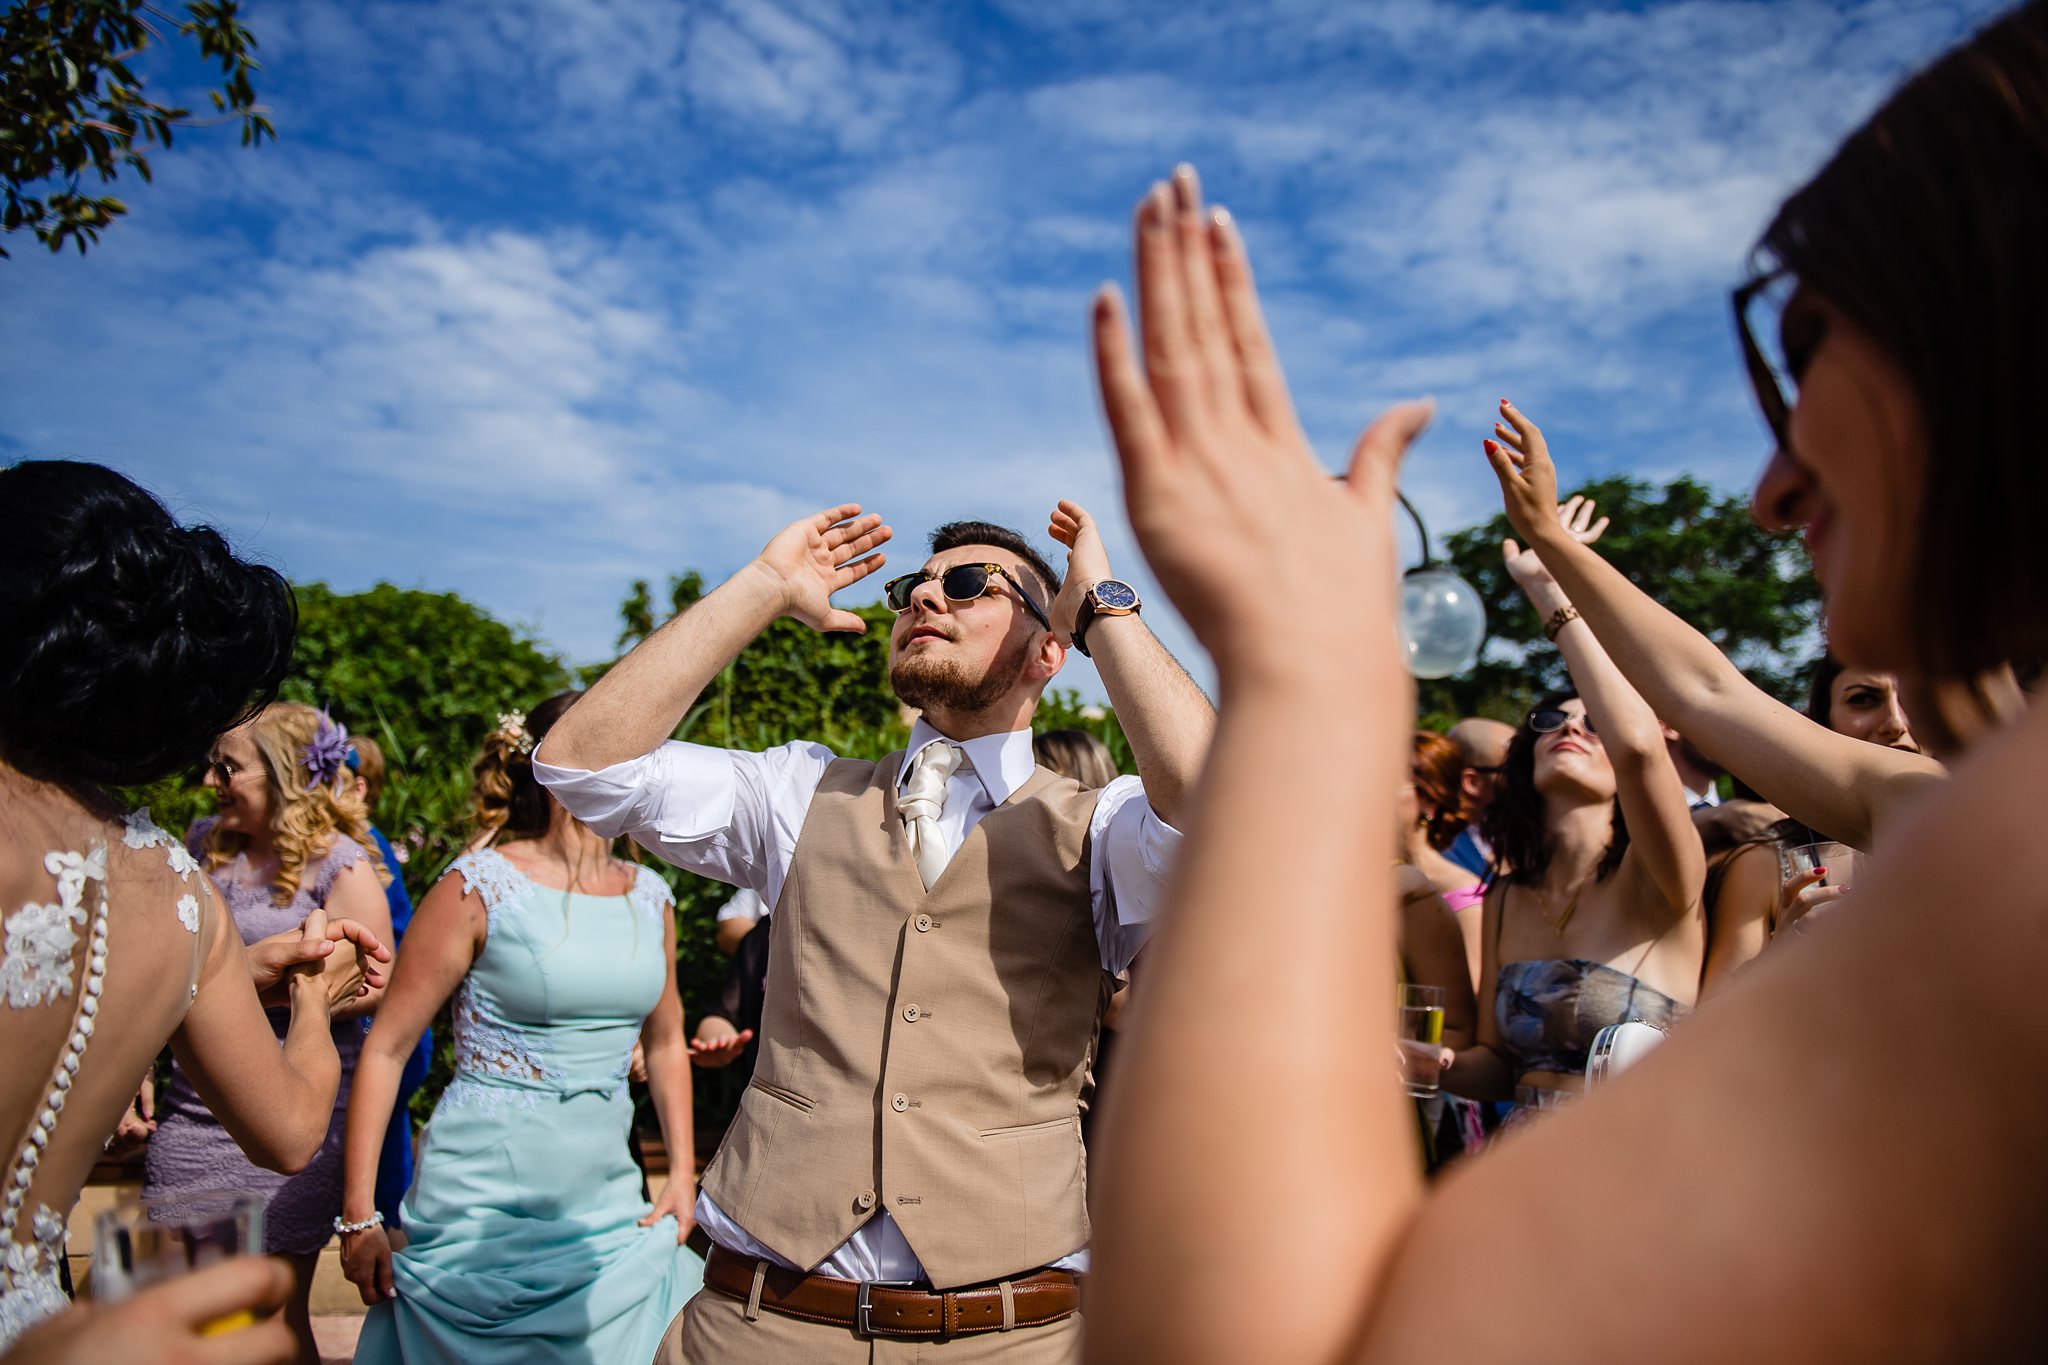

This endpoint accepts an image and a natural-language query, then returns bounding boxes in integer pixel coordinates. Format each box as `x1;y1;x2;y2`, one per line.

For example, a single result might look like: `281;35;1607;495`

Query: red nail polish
1815;866;1826;876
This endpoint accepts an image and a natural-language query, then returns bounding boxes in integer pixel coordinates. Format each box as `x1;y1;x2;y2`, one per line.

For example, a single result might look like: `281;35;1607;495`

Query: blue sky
2;0;2006;694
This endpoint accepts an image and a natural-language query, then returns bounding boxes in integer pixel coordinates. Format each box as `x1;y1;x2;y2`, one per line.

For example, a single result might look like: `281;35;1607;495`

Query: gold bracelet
1543;605;1581;641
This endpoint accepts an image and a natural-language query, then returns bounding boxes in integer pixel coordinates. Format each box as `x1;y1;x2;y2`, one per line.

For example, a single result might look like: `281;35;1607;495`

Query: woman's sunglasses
1527;709;1598;737
883;563;1051;632
1731;266;1796;452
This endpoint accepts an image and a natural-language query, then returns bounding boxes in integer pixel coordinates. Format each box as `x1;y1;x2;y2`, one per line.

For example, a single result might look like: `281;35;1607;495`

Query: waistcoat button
856;1189;876;1210
891;1092;910;1113
914;914;933;933
903;1005;921;1022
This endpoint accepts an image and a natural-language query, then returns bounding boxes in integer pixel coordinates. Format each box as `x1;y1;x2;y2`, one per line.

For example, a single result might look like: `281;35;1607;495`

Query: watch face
1093;580;1139;610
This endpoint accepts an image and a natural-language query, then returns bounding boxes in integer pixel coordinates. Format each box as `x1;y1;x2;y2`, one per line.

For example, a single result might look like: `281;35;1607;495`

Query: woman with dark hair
1703;654;1929;993
339;692;704;1364
1805;655;1919;753
1441;508;1705;1110
0;461;388;1365
1085;5;2048;1358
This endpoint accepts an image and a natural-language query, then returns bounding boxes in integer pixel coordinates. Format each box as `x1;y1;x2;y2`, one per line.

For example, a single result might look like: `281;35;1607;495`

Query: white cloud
3;0;2011;687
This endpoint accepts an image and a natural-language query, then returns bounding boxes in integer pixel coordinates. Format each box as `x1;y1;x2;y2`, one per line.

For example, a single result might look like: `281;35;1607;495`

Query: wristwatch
1071;580;1141;658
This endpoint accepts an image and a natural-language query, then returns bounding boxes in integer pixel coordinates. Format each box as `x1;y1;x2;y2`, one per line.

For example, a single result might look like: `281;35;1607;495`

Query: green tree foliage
1413;474;1820;730
283;582;573;890
1;0;273;256
118;582;572;895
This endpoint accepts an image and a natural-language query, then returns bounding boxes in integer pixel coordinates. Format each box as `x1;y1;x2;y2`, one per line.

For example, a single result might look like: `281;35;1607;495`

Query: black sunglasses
1527;709;1598;737
883;563;1051;632
1731;266;1795;452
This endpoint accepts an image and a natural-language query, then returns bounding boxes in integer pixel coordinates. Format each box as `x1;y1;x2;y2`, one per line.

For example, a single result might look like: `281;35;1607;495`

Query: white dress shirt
714;886;766;925
533;719;1180;1283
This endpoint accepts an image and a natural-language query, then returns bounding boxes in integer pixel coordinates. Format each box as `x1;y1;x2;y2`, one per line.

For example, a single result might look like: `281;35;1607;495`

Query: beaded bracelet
334;1211;384;1234
1543;604;1581;641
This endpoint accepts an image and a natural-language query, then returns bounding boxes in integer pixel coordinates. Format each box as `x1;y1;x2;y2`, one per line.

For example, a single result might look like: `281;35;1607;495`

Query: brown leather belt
704;1244;1081;1338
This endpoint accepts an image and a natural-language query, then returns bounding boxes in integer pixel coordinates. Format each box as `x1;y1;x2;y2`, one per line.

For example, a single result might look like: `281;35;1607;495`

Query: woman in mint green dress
338;694;703;1363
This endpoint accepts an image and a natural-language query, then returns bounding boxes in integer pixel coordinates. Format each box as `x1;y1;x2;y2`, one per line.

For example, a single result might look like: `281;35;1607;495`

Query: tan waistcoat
699;752;1113;1289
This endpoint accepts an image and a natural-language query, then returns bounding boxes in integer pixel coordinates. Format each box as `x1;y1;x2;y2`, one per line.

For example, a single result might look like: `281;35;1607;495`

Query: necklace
1535;876;1594;936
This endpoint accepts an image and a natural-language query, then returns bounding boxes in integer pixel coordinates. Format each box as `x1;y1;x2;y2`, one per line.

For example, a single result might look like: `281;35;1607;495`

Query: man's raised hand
1047;500;1112;645
755;505;892;634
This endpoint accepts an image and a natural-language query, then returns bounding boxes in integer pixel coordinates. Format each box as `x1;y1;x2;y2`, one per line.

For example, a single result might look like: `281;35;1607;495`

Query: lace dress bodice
439;849;673;1116
0;805;207;1351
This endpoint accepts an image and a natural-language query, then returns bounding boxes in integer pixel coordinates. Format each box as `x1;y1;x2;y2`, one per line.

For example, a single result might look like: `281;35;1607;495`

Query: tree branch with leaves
1;0;273;256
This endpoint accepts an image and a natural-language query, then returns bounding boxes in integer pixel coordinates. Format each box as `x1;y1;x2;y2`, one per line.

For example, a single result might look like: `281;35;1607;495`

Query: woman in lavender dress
143;701;394;1365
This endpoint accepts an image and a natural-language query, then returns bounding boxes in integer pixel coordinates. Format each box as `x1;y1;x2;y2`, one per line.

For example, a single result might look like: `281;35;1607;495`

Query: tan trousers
658;1282;1084;1364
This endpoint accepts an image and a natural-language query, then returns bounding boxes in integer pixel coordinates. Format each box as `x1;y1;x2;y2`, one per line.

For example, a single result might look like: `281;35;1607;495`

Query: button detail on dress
902;1005;921;1023
891;1093;910;1113
914;914;934;933
855;1189;876;1211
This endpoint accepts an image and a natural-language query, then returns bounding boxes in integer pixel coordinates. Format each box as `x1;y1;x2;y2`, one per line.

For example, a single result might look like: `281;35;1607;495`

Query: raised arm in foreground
1083;165;1430;1365
541;507;893;772
1484;405;1941;849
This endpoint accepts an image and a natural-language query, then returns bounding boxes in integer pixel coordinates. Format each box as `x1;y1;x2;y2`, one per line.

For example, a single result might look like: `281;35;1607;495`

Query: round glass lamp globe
1399;568;1486;679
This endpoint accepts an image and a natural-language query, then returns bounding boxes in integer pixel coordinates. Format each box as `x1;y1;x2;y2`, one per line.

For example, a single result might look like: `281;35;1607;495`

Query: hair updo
0;461;296;789
472;692;583;842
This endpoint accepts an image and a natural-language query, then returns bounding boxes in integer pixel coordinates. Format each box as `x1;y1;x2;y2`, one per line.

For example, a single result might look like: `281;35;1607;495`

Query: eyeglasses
1527;709;1598;738
204;754;242;784
1732;266;1797;453
882;563;1051;633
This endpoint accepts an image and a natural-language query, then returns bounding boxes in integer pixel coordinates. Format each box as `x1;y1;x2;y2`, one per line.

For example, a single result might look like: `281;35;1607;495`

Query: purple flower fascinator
304;707;352;791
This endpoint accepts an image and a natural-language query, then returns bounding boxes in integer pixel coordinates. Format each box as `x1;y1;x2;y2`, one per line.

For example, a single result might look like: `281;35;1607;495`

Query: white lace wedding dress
0;780;210;1351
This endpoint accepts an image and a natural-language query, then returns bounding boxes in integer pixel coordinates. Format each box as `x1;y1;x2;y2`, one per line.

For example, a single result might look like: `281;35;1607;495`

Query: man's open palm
758;504;893;633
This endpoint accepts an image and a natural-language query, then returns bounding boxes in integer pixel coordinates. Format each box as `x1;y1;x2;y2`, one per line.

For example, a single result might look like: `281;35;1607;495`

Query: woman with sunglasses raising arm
1479;401;1961;852
1440;503;1705;1109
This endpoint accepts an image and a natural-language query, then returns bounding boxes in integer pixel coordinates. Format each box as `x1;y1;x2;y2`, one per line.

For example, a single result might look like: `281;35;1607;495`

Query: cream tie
900;742;964;889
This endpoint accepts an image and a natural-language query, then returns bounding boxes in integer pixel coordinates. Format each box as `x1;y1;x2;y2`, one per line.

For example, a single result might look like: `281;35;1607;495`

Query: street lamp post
1396;490;1486;679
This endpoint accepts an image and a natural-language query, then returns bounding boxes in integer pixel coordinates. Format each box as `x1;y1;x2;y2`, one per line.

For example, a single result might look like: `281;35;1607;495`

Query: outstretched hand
1482;398;1575;550
1047;500;1112;645
754;505;893;634
1091;164;1431;680
688;1027;755;1069
1501;495;1609;596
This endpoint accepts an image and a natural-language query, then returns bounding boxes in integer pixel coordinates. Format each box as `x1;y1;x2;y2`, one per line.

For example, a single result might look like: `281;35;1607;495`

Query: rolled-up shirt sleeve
1089;774;1182;975
533;737;837;900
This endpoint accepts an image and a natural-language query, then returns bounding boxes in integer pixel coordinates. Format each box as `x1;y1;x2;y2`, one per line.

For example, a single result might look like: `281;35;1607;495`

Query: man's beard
890;632;1031;716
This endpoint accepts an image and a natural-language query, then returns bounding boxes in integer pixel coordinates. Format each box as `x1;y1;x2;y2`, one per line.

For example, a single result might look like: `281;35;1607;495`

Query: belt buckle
856;1279;917;1337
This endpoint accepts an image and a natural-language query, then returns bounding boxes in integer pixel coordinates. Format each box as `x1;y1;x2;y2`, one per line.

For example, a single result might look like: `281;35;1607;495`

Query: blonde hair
205;701;390;905
1033;729;1118;789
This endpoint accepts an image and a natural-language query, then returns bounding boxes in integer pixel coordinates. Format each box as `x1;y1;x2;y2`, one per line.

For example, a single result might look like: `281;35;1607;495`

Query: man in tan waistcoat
537;499;1213;1362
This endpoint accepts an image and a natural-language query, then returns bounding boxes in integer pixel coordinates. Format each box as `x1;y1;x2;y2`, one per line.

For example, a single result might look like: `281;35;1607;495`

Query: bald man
1445;718;1514;877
